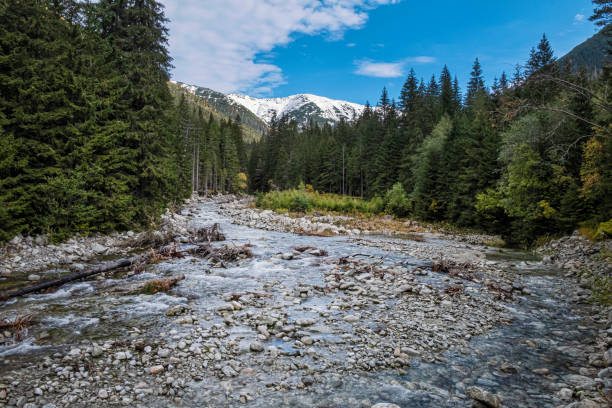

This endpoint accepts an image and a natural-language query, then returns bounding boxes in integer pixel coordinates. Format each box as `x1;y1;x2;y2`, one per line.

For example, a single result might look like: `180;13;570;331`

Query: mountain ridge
173;81;365;129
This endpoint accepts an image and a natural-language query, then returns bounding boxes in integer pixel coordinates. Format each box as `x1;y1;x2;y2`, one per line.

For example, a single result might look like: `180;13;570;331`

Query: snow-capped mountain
174;82;364;128
227;93;365;126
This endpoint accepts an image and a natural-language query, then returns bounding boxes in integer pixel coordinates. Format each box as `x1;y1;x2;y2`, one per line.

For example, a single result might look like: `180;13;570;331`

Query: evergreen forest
0;0;247;242
248;32;612;246
1;0;611;247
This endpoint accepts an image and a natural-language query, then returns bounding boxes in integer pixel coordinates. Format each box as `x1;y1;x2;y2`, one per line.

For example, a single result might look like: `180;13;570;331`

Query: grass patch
590;275;612;306
483;238;506;248
255;189;384;215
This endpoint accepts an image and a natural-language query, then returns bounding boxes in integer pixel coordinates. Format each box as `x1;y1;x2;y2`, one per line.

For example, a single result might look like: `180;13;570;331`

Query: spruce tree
466;58;486;106
439;65;454;116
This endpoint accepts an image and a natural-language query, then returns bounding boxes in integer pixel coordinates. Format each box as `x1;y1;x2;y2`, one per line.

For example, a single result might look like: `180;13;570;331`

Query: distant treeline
0;0;246;242
248;33;612;245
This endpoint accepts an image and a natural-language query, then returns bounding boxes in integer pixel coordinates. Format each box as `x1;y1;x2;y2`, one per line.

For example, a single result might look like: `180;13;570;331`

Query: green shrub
384;183;409;217
255;189;385;215
596;219;612;240
290;192;311;212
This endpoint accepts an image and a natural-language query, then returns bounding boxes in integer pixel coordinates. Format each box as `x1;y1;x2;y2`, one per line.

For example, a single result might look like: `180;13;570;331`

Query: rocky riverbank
0;196;611;408
0;200;200;280
537;234;612;407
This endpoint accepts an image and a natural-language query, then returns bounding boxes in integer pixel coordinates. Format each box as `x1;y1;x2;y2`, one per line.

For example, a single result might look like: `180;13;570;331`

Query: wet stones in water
467;386;502;408
165;305;187;317
250;342;264;352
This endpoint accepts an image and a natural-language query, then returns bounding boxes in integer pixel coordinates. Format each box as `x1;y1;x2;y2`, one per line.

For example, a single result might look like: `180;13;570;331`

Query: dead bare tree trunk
0;224;226;301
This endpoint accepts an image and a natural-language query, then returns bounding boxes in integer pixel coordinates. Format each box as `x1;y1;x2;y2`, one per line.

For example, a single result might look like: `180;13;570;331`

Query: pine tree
526;34;555;75
399;69;419;115
500;71;509;91
466;58;486;106
439;65;454;116
590;0;612;27
0;0;88;239
97;0;180;219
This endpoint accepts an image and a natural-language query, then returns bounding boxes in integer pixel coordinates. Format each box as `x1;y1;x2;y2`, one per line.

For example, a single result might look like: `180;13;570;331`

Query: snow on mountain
227;94;365;124
227;93;364;126
174;81;365;128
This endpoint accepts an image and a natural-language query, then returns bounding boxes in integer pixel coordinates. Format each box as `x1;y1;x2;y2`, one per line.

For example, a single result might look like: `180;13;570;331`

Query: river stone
301;336;314;345
98;389;109;399
557;388;573;401
165;305;186;316
295;318;315;326
250;342;264;352
371;404;401;408
157;348;170;358
91;243;107;254
222;365;238;377
344;314;361;322
27;274;41;281
149;365;164;374
216;303;234;312
604;348;612;366
467;386;502;408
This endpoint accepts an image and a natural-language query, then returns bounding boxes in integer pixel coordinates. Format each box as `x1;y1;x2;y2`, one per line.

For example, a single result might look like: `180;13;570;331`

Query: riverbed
0;199;608;407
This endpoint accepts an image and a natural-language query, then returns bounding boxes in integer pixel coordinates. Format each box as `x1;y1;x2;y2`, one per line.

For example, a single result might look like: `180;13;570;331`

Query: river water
0;201;603;407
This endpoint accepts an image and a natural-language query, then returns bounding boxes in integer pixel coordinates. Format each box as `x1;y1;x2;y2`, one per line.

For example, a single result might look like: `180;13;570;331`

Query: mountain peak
227;92;364;126
174;81;364;127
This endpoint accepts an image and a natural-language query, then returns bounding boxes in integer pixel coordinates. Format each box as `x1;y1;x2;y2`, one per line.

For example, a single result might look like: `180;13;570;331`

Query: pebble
149;365;164;374
467;386;502;408
250;342;264;352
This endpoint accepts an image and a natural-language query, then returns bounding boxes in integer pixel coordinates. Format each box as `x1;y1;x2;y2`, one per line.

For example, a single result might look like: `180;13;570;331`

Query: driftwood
138;274;185;294
0;224;227;301
0;254;151;301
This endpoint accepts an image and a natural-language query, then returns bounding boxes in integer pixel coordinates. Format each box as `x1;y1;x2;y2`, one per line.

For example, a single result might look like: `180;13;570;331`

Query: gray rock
467;386;502;408
371;403;400;408
98;389;109;399
221;365;238;377
557;388;573;401
604;348;612;366
91;243;107;254
27;274;41;281
250;342;264;352
166;305;186;317
598;367;612;379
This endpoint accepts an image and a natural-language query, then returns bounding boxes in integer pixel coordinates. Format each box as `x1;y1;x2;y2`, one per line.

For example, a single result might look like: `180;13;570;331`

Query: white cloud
346;43;357;47
355;60;404;77
354;56;436;78
409;56;436;63
161;0;400;95
574;13;585;22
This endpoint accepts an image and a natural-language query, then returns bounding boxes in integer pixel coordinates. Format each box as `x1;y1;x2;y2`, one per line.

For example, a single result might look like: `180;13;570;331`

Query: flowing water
0;201;602;407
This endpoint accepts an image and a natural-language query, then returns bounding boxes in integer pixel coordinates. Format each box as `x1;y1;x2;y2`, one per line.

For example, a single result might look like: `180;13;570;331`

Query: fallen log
0;253;151;301
0;224;227;301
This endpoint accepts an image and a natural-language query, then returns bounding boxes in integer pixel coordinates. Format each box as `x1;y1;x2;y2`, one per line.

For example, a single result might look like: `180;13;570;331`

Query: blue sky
163;0;600;104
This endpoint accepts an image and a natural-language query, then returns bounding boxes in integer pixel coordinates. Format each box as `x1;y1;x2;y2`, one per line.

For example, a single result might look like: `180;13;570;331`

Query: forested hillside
249;33;612;245
169;82;267;142
0;0;246;242
559;25;611;77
